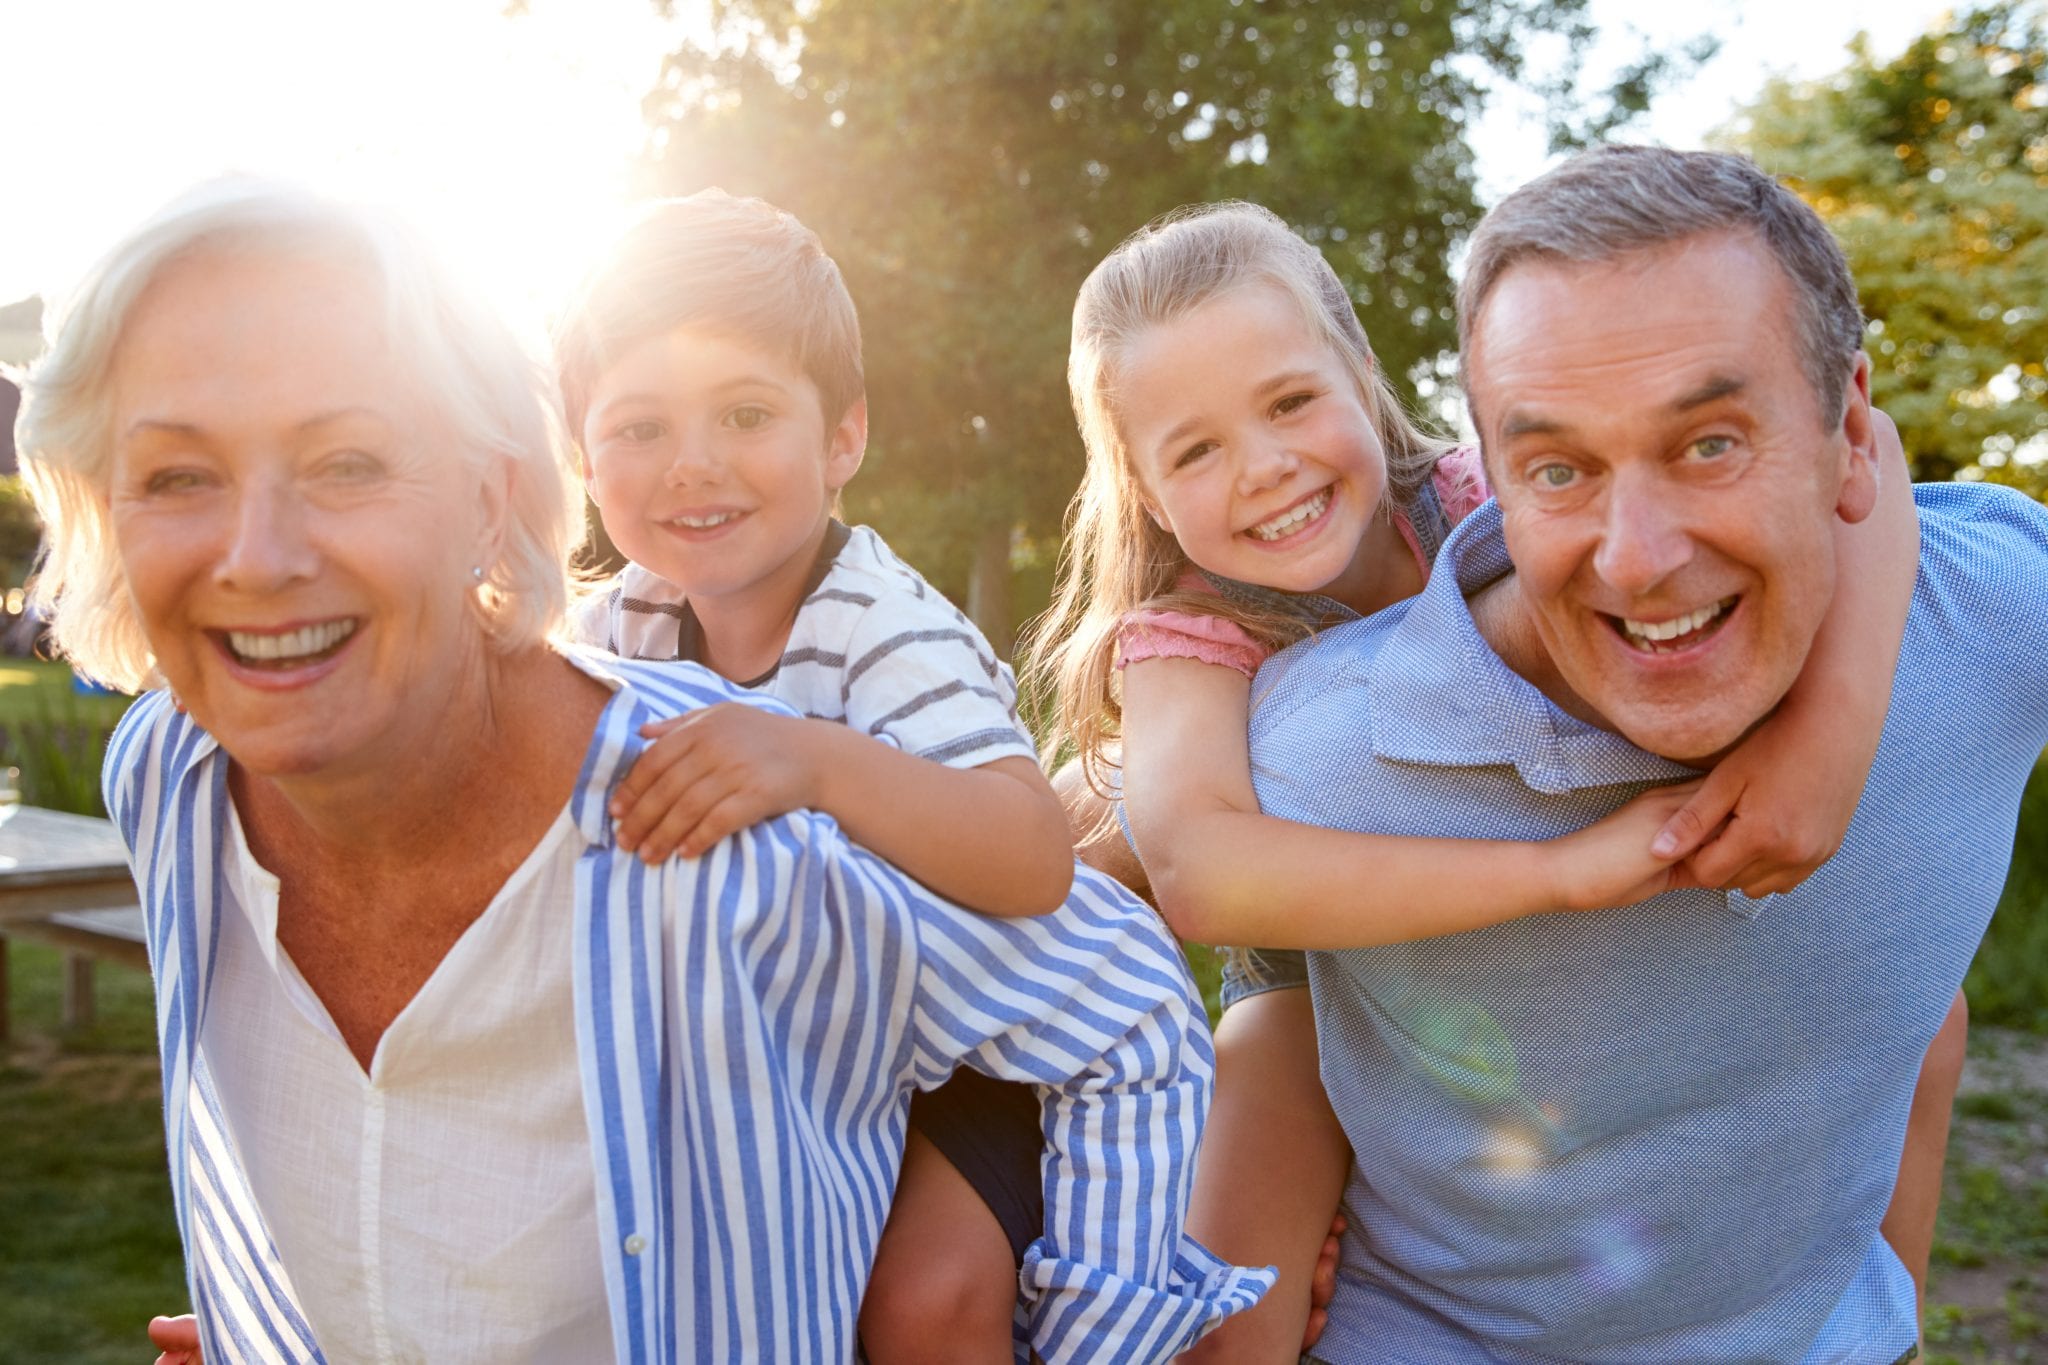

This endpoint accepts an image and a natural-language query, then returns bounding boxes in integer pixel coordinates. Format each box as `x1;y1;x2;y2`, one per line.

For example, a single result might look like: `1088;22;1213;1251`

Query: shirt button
624;1234;648;1256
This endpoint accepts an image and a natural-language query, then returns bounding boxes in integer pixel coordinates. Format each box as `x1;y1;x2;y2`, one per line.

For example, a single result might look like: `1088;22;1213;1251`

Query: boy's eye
1272;391;1316;417
615;419;666;444
725;405;772;431
1173;439;1217;471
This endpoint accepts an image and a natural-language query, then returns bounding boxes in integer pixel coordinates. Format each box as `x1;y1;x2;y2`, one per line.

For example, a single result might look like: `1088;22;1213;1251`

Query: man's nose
213;477;318;593
1591;469;1693;597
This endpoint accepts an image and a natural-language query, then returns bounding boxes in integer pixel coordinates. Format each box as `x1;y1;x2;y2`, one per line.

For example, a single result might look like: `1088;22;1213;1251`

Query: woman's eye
321;450;384;481
1173;440;1217;470
143;467;213;496
726;405;772;431
616;419;666;444
1687;435;1735;461
1273;391;1316;417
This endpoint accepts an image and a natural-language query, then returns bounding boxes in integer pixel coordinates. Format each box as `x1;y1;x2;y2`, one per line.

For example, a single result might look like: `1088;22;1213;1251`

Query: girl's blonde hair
1024;201;1454;795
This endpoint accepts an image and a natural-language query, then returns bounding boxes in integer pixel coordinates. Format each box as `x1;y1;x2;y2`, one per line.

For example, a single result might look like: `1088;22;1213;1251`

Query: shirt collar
1366;500;1697;795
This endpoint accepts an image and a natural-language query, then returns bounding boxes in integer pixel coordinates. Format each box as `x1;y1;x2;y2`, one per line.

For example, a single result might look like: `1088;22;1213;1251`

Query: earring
470;565;486;583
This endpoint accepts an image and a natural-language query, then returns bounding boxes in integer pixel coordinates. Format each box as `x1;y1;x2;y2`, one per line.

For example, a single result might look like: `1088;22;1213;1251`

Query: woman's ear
473;451;516;580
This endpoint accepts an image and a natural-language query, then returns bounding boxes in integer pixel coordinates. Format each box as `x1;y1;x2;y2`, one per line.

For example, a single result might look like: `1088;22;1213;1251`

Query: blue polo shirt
1250;483;2048;1364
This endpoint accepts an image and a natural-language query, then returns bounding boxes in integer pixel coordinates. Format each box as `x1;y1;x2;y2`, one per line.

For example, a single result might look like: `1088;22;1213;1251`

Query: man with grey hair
1249;144;2048;1363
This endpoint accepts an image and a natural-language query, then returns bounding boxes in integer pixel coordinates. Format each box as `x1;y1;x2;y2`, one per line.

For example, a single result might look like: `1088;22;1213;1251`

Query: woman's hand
610;705;829;862
147;1315;201;1365
1545;780;1704;912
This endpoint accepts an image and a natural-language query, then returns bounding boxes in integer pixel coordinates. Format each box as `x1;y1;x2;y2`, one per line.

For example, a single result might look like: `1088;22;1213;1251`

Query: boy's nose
662;438;724;486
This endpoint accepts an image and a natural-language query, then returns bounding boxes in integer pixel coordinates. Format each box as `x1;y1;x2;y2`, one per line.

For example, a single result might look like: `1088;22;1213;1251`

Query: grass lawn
0;659;132;814
0;659;129;728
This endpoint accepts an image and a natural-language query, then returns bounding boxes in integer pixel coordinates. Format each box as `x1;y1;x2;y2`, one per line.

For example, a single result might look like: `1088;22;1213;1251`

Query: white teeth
226;619;357;663
1248;488;1331;542
675;511;741;529
1620;599;1732;647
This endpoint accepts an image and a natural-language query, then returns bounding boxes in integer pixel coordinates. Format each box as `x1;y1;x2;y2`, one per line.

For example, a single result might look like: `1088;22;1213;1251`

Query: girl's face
1117;283;1412;608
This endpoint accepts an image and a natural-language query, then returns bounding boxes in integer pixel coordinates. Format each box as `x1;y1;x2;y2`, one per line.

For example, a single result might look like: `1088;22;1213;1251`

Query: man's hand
1545;780;1704;912
1301;1212;1346;1353
610;705;828;862
147;1315;201;1365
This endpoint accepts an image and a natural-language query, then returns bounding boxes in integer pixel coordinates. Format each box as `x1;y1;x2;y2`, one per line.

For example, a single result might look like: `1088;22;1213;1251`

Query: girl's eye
1273;391;1316;417
616;419;666;444
1686;435;1735;461
1173;440;1217;471
726;405;772;431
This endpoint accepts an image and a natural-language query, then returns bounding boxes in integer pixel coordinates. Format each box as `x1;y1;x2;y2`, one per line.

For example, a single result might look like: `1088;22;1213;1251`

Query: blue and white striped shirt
106;648;1272;1364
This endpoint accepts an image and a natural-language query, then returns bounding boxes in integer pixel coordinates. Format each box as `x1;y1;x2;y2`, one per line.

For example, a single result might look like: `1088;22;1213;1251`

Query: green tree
639;0;1700;646
1730;3;2048;496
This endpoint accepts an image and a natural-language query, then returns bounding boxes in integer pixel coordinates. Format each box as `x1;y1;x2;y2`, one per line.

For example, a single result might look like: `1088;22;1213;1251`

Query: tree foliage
1730;3;2048;496
638;0;1699;640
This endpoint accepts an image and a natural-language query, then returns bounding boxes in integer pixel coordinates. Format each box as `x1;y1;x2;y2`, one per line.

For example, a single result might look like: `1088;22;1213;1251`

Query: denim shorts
1219;945;1311;1010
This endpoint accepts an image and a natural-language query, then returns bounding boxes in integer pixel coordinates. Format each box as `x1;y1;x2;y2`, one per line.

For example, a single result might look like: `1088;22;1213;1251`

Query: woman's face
106;247;501;783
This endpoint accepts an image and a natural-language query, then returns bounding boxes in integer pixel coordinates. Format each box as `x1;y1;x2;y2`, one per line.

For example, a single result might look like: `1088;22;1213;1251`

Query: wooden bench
0;805;146;1043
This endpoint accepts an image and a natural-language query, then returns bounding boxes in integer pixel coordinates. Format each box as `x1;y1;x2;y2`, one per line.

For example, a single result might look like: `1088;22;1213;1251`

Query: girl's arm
612;706;1075;916
1122;656;1695;949
1652;407;1918;891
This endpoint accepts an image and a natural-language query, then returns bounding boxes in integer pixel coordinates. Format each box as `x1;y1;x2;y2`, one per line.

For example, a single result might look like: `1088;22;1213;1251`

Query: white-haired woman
18;181;1269;1364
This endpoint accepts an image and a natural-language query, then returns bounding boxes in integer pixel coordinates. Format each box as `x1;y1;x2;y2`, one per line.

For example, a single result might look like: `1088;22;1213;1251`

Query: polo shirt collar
1367;500;1697;795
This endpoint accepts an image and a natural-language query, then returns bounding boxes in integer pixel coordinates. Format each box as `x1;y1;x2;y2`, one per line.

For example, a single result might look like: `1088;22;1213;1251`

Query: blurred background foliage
1731;2;2048;496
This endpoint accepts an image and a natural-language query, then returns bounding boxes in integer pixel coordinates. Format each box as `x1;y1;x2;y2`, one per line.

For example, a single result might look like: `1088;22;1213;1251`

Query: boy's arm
1653;409;1919;891
612;709;1073;915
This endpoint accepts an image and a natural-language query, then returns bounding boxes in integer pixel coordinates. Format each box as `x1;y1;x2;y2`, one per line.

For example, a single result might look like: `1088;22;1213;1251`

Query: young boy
555;190;1070;1364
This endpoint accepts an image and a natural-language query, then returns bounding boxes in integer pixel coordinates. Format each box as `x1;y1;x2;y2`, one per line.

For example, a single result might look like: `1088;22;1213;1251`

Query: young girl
1025;201;1937;1359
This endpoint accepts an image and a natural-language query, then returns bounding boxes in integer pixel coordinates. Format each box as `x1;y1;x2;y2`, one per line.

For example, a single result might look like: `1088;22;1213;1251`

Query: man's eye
616;420;666;444
1532;463;1576;489
1173;440;1217;470
726;405;772;431
1687;435;1735;461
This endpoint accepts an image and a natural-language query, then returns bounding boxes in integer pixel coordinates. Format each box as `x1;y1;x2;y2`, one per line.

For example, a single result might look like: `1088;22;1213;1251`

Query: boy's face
581;325;865;617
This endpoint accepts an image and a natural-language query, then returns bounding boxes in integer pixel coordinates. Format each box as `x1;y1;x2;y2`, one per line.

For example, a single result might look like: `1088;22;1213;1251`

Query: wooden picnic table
0;804;147;1042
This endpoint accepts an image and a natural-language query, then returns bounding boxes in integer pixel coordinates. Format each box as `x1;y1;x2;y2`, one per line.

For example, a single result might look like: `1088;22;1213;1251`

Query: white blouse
202;805;613;1365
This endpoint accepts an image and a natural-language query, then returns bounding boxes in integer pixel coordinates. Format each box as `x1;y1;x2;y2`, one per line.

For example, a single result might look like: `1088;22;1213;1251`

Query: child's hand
611;705;827;862
147;1314;202;1365
1547;780;1705;912
1650;709;1856;895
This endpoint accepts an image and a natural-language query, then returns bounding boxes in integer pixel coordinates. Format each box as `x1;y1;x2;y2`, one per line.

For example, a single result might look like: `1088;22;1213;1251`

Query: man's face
1467;231;1879;762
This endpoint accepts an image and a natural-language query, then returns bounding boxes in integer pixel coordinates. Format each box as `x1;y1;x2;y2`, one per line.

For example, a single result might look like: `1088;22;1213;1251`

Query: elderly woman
18;181;1268;1364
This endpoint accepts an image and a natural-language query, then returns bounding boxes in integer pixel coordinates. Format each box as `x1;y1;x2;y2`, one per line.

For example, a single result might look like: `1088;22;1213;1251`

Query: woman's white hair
16;176;583;690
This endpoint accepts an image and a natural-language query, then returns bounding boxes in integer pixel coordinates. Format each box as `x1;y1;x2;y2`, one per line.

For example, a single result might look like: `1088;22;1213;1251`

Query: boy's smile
580;324;866;645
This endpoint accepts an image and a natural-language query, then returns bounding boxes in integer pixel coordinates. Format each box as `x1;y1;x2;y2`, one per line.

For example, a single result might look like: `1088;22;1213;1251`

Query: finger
630;769;738;864
148;1318;201;1351
677;789;776;858
637;715;689;739
614;749;724;852
1651;772;1736;860
610;734;703;822
1300;1305;1328;1353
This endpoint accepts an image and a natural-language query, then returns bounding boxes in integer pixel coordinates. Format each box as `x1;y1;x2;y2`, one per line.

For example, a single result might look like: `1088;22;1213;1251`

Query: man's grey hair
1457;145;1865;429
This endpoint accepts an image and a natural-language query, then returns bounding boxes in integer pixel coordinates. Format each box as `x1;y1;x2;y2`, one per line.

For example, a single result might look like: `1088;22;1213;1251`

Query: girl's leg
860;1134;1019;1365
1179;985;1351;1365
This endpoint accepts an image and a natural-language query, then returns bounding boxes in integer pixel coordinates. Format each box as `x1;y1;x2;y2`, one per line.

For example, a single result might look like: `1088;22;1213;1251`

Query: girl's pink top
1115;445;1489;679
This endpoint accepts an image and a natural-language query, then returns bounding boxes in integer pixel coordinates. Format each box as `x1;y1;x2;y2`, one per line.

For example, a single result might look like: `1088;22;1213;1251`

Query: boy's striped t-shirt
572;522;1035;771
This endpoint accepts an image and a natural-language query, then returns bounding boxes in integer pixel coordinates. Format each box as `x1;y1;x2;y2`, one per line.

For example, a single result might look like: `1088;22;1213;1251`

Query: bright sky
0;0;1964;330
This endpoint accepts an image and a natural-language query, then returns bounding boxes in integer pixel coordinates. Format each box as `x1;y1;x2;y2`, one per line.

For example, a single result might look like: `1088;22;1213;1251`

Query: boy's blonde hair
552;189;865;444
1025;201;1454;794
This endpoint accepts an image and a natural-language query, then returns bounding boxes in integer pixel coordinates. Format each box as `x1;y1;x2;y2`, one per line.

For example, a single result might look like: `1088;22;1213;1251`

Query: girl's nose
1236;432;1297;494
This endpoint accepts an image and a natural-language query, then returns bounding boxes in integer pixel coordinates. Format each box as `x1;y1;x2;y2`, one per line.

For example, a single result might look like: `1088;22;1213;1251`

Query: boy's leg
1179;984;1352;1365
1881;988;1968;1309
861;1131;1019;1365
